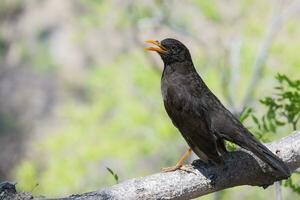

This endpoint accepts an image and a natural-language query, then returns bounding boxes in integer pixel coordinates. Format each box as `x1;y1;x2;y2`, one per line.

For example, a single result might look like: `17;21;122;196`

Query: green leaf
269;121;276;133
239;107;253;123
284;177;300;194
251;115;260;129
262;116;269;132
106;167;119;184
275;119;285;126
225;141;237;151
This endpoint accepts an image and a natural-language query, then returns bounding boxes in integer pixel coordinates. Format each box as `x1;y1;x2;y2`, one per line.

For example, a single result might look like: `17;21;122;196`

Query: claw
162;165;196;174
162;165;182;172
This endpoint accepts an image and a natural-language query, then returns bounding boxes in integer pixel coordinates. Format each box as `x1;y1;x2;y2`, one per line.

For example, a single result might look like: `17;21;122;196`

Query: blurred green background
0;0;299;199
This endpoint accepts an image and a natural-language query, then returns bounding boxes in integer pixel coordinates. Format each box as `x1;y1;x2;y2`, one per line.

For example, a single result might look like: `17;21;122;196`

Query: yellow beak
145;40;167;54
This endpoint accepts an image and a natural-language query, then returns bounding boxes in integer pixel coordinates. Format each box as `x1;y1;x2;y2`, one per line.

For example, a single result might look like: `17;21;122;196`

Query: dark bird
145;38;290;177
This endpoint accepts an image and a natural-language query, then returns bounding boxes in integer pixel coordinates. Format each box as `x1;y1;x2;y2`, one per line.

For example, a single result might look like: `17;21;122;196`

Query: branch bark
2;131;300;200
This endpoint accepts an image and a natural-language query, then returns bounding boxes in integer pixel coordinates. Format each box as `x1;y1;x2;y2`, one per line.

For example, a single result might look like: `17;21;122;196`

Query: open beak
145;40;167;54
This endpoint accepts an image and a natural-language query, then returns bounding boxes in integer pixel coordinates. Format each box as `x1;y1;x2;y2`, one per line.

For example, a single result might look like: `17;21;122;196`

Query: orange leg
162;148;192;172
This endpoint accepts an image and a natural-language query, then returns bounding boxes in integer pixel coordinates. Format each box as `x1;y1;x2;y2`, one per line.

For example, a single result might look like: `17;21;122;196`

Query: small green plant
106;167;119;184
284;176;300;194
253;74;299;134
241;73;300;194
239;107;253;123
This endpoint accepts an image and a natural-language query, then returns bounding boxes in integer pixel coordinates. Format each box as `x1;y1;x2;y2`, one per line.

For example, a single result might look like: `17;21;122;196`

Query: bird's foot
162;164;196;174
162;164;182;172
162;148;194;173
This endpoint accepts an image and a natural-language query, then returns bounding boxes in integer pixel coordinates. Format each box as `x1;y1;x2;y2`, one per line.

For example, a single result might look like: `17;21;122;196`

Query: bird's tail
233;132;290;178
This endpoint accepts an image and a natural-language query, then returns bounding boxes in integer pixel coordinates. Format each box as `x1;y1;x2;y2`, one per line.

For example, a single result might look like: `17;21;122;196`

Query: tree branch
2;131;300;200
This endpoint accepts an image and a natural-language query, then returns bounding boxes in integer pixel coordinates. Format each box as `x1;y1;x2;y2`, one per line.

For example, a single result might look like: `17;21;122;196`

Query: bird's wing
163;82;223;163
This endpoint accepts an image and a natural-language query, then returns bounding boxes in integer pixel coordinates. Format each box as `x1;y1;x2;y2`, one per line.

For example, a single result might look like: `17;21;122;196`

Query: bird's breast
161;73;190;113
161;69;185;100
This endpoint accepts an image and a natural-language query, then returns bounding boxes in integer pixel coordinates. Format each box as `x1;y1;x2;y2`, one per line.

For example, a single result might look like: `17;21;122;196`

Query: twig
274;181;282;200
227;37;242;114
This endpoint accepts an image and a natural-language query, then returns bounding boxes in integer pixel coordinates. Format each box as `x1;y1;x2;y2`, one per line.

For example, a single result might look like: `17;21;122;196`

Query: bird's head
145;38;192;65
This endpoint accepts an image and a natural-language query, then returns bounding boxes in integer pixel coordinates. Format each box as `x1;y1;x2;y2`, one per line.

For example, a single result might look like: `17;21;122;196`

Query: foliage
240;107;253;123
284;177;300;195
241;74;300;194
106;167;119;184
247;74;300;141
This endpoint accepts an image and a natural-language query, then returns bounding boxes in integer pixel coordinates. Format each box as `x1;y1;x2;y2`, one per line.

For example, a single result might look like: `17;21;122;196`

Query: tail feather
249;140;290;178
230;133;290;178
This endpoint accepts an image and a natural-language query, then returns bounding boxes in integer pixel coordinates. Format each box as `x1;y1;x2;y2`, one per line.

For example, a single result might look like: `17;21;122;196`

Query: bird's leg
162;148;192;172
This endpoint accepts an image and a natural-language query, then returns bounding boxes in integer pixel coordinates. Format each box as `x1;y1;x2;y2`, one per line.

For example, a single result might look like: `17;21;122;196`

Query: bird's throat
163;61;196;76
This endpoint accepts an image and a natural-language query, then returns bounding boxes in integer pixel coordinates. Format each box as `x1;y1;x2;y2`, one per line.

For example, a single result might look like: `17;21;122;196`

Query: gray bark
2;131;300;200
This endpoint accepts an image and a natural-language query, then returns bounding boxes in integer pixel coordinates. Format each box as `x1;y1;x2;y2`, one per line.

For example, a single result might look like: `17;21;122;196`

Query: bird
145;38;290;177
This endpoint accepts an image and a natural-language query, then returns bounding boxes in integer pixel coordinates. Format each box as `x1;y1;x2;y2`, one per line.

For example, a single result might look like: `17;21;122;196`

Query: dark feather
157;38;290;177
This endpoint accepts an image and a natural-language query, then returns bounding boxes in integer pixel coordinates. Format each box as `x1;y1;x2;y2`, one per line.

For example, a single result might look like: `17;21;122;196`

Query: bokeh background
0;0;299;199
